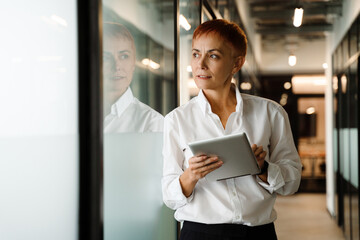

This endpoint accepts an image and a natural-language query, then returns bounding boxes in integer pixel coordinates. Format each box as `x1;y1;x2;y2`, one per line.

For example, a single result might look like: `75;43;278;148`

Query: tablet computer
188;132;261;181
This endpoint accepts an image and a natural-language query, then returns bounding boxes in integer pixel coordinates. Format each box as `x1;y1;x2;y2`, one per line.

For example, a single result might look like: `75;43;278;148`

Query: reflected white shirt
104;88;163;133
162;86;302;226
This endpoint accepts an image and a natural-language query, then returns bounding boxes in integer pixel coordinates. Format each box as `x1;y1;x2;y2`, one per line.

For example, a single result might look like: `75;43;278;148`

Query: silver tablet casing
188;132;261;181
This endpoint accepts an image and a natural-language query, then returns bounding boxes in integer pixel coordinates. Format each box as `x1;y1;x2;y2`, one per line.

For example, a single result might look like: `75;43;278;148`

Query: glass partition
102;0;177;239
179;0;201;104
332;14;360;238
340;72;352;239
349;59;359;240
0;0;78;239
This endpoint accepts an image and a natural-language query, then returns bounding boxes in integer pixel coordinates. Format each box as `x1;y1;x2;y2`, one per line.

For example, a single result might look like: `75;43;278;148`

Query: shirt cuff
256;162;285;194
171;175;194;204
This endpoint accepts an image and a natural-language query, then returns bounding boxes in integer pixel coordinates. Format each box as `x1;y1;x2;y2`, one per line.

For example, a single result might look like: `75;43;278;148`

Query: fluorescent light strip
293;8;303;27
179;14;191;31
51;14;68;27
141;58;160;70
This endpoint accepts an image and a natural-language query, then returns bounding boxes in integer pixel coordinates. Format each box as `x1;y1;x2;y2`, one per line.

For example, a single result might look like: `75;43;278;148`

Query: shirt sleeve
256;105;302;195
161;114;194;210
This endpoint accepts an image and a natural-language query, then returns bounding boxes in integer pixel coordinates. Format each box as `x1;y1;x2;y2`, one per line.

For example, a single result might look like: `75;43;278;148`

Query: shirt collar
196;84;243;116
110;87;134;117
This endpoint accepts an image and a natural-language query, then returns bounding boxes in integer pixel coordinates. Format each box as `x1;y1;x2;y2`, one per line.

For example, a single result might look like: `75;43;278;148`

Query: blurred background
0;0;359;240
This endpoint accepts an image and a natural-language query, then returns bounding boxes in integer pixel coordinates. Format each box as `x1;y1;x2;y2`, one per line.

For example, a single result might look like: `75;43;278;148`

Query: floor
274;193;345;240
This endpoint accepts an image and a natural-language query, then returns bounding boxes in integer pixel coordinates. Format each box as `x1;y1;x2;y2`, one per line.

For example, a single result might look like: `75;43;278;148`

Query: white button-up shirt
162;86;302;226
104;87;163;133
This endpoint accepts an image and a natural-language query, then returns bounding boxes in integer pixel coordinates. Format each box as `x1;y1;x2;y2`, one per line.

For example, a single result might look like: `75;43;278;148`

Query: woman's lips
112;75;126;80
196;75;211;79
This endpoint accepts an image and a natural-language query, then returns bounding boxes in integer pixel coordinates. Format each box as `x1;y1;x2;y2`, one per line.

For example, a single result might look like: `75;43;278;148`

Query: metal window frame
78;0;103;239
175;0;180;109
202;0;222;20
78;0;181;239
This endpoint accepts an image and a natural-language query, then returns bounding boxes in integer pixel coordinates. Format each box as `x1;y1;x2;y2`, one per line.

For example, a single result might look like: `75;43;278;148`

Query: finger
251;144;257;151
189;155;208;164
192;156;219;169
254;146;263;156
256;151;266;161
194;157;222;172
200;160;223;174
201;163;222;177
259;151;267;159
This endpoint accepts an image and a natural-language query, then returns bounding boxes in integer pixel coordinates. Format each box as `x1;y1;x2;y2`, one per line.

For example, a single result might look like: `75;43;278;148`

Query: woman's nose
115;57;121;71
199;57;208;69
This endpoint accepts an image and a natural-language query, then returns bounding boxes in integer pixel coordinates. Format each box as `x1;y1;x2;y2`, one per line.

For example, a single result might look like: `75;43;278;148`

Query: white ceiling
236;0;340;75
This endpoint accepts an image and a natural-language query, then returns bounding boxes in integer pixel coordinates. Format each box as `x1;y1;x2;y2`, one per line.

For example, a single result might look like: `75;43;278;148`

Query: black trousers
180;221;278;240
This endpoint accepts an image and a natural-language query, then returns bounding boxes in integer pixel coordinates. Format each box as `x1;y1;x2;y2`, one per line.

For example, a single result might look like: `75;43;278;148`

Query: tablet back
188;132;261;181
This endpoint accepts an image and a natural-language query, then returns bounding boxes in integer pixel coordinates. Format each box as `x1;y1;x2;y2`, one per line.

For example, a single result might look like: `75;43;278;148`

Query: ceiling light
288;54;297;66
341;75;347;93
291;75;327;94
293;8;303;27
240;82;252;90
179;14;191;31
11;57;23;63
280;93;288;106
306;107;316;115
141;58;150;65
284;82;292;90
332;76;338;91
141;58;160;70
149;60;160;70
51;14;68;27
37;56;63;62
322;63;328;69
314;79;326;85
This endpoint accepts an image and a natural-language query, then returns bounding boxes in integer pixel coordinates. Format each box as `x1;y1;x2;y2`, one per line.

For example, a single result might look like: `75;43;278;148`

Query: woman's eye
103;53;113;63
120;54;129;60
192;52;199;58
209;54;218;59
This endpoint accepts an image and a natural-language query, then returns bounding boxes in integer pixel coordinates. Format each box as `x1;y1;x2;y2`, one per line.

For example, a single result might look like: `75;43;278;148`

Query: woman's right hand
179;155;223;197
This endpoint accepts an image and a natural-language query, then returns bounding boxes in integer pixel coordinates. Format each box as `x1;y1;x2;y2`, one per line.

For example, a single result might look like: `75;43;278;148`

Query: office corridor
275;193;345;240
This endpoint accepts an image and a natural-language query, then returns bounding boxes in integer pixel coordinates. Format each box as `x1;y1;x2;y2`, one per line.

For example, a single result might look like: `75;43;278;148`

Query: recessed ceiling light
293;8;304;27
288;54;297;66
284;82;292;90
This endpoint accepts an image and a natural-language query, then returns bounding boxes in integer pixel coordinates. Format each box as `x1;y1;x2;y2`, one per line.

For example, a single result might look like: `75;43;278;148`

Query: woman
102;22;163;133
162;19;302;239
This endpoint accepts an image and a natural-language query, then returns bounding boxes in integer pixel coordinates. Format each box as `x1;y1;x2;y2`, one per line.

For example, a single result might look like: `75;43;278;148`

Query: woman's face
103;35;135;99
191;33;241;91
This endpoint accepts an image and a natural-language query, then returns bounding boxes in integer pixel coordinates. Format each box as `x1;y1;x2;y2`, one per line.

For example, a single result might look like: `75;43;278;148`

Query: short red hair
193;19;247;57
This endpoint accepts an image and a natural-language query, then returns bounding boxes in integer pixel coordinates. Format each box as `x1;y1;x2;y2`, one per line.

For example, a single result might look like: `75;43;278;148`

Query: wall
326;0;360;217
0;0;79;239
298;98;325;142
330;0;360;53
235;0;262;69
104;0;174;51
261;39;326;74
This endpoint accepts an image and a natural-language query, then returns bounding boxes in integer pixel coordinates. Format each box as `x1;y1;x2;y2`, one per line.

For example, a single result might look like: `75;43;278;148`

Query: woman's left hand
251;144;266;168
251;144;268;183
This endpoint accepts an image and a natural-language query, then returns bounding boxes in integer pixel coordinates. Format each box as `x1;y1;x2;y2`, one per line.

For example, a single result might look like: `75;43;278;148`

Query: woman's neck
203;84;237;112
202;84;237;129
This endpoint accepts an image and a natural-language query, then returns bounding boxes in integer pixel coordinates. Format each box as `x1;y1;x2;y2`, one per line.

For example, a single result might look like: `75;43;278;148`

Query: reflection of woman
102;22;163;133
162;19;302;239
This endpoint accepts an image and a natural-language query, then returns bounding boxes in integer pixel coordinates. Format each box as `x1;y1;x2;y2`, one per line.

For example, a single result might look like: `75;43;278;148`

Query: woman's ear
232;56;245;74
